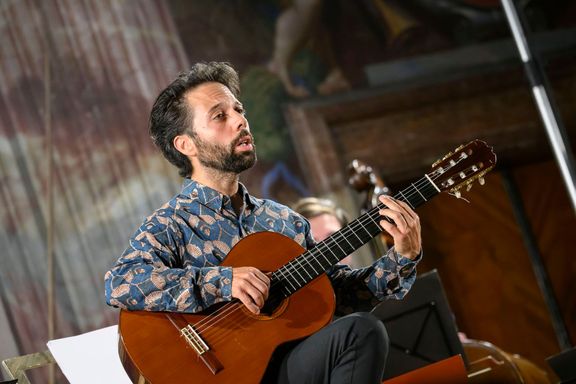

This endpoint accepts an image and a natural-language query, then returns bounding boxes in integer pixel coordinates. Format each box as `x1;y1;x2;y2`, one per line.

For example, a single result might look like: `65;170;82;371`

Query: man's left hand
377;195;421;260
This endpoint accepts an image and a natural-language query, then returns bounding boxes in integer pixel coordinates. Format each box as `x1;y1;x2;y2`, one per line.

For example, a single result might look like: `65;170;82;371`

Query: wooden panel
511;162;576;342
286;58;576;189
285;57;576;374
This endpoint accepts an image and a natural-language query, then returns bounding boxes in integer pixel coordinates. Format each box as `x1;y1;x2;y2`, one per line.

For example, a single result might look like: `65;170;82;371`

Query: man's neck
190;168;240;197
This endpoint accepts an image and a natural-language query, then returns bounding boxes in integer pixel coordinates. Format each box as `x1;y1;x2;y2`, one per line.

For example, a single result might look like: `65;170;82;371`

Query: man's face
185;82;256;174
191;129;256;174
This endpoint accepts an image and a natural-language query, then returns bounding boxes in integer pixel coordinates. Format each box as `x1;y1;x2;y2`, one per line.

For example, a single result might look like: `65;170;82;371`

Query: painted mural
167;0;572;201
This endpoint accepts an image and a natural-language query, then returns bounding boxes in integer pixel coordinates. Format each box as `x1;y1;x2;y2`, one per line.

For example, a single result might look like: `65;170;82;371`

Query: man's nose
235;112;248;130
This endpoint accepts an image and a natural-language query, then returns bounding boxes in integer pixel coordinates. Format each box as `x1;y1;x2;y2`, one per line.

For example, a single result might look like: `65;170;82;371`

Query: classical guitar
118;140;496;384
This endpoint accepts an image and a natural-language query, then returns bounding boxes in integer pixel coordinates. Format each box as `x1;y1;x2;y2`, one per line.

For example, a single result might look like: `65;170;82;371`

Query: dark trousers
265;312;389;384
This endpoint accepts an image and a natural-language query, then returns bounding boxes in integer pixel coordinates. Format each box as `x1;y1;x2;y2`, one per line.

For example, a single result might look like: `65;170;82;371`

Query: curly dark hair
149;62;241;177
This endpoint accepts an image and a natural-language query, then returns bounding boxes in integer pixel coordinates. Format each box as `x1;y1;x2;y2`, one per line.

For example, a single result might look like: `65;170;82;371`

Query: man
105;62;422;383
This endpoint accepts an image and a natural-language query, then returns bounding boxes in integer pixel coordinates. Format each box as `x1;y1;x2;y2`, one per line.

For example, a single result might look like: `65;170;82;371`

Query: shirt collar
180;178;260;212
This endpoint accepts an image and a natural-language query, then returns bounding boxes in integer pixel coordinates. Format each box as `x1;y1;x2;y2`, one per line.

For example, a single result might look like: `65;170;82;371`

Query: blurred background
0;0;575;382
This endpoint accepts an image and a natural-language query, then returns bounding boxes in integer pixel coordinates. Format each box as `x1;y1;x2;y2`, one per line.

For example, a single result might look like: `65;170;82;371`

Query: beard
192;129;257;174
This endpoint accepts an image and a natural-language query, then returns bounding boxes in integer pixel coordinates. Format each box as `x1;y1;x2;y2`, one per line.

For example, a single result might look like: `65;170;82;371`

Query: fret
302;253;325;275
275;268;297;293
339;226;364;250
286;260;307;287
397;190;413;209
355;217;375;239
326;234;349;258
347;224;365;244
413;183;427;202
293;255;313;280
318;242;340;265
312;247;333;269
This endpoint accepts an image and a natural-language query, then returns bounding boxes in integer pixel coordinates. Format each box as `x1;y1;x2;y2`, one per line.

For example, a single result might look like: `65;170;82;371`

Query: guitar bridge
165;313;224;375
181;324;210;355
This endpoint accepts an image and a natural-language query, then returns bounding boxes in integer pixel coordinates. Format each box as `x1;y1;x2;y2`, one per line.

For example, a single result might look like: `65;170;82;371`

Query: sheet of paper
46;325;132;384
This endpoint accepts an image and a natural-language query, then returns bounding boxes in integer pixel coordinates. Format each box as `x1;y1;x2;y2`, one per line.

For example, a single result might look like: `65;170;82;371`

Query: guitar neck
273;174;440;297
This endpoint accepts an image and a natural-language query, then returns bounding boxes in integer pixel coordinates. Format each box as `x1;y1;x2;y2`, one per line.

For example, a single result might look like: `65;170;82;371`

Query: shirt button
192;189;198;197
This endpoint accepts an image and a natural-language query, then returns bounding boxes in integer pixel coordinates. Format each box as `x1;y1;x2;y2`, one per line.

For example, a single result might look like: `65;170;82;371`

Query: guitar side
118;232;336;384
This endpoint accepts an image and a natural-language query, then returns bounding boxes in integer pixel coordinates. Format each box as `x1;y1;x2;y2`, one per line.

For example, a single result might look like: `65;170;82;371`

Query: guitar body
118;232;336;384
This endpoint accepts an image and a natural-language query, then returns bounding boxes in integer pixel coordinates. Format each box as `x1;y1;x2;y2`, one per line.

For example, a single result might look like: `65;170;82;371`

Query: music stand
547;347;576;384
371;269;467;380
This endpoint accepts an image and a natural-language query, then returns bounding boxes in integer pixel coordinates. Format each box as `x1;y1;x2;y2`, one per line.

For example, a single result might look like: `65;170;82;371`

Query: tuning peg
479;177;485;185
466;183;473;192
450;188;470;203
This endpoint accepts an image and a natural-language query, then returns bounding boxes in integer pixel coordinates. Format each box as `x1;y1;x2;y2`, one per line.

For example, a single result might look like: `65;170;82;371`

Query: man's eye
236;107;246;115
214;113;225;120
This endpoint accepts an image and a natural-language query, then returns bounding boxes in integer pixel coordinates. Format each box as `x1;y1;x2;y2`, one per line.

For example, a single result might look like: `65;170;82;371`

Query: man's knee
337;312;389;354
355;312;388;347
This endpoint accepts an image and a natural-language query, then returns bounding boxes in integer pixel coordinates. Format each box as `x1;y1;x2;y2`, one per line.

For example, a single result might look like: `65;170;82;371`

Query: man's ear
173;134;197;157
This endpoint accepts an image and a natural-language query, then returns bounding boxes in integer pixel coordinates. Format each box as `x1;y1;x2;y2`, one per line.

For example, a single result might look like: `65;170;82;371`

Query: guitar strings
195;304;254;346
191;158;475;336
191;170;447;335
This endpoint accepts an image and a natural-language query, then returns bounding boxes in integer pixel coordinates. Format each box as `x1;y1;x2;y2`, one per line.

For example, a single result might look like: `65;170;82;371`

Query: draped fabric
0;0;188;358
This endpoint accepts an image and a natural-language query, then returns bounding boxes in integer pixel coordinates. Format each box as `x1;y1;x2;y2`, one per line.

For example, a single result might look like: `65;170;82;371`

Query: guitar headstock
428;140;497;198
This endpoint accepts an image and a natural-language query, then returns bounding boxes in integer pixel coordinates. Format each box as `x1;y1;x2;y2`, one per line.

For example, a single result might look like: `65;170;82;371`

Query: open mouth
236;135;254;150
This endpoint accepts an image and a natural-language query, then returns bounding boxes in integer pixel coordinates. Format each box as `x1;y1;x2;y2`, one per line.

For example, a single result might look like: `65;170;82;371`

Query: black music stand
371;269;467;380
547;347;576;384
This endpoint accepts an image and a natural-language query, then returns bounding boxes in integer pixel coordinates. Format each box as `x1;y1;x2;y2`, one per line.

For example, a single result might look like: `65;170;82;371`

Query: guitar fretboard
272;175;440;298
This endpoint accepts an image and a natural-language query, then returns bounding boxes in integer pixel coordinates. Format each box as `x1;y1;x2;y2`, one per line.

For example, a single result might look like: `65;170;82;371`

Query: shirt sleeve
327;247;422;316
104;211;233;313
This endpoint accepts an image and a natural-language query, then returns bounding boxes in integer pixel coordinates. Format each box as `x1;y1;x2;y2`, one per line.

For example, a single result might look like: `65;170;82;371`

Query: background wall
0;0;574;382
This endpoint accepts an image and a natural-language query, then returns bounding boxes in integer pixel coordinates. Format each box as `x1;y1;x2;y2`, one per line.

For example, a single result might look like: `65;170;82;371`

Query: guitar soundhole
244;295;289;320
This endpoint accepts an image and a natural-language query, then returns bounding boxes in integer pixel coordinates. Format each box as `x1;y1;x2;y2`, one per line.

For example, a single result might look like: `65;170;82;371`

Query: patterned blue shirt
105;179;420;315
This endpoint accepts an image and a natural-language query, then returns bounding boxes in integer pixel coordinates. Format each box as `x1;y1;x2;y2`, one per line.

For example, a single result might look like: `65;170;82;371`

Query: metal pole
501;0;575;350
501;169;572;351
500;0;576;215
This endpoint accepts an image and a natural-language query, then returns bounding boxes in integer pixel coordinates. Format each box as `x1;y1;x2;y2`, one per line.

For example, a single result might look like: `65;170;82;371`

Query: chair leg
1;350;55;384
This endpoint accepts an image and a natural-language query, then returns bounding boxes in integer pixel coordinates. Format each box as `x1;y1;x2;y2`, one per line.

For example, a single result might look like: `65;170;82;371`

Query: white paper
47;325;132;384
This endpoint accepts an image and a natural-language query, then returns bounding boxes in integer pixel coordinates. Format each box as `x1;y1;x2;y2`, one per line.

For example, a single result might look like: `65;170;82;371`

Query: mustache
231;129;254;147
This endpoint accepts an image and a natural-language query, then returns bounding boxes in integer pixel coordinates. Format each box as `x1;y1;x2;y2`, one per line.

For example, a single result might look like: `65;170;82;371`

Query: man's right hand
231;267;270;314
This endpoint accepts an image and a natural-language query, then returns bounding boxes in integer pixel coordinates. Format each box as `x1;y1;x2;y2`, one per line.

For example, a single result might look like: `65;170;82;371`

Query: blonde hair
292;197;349;227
